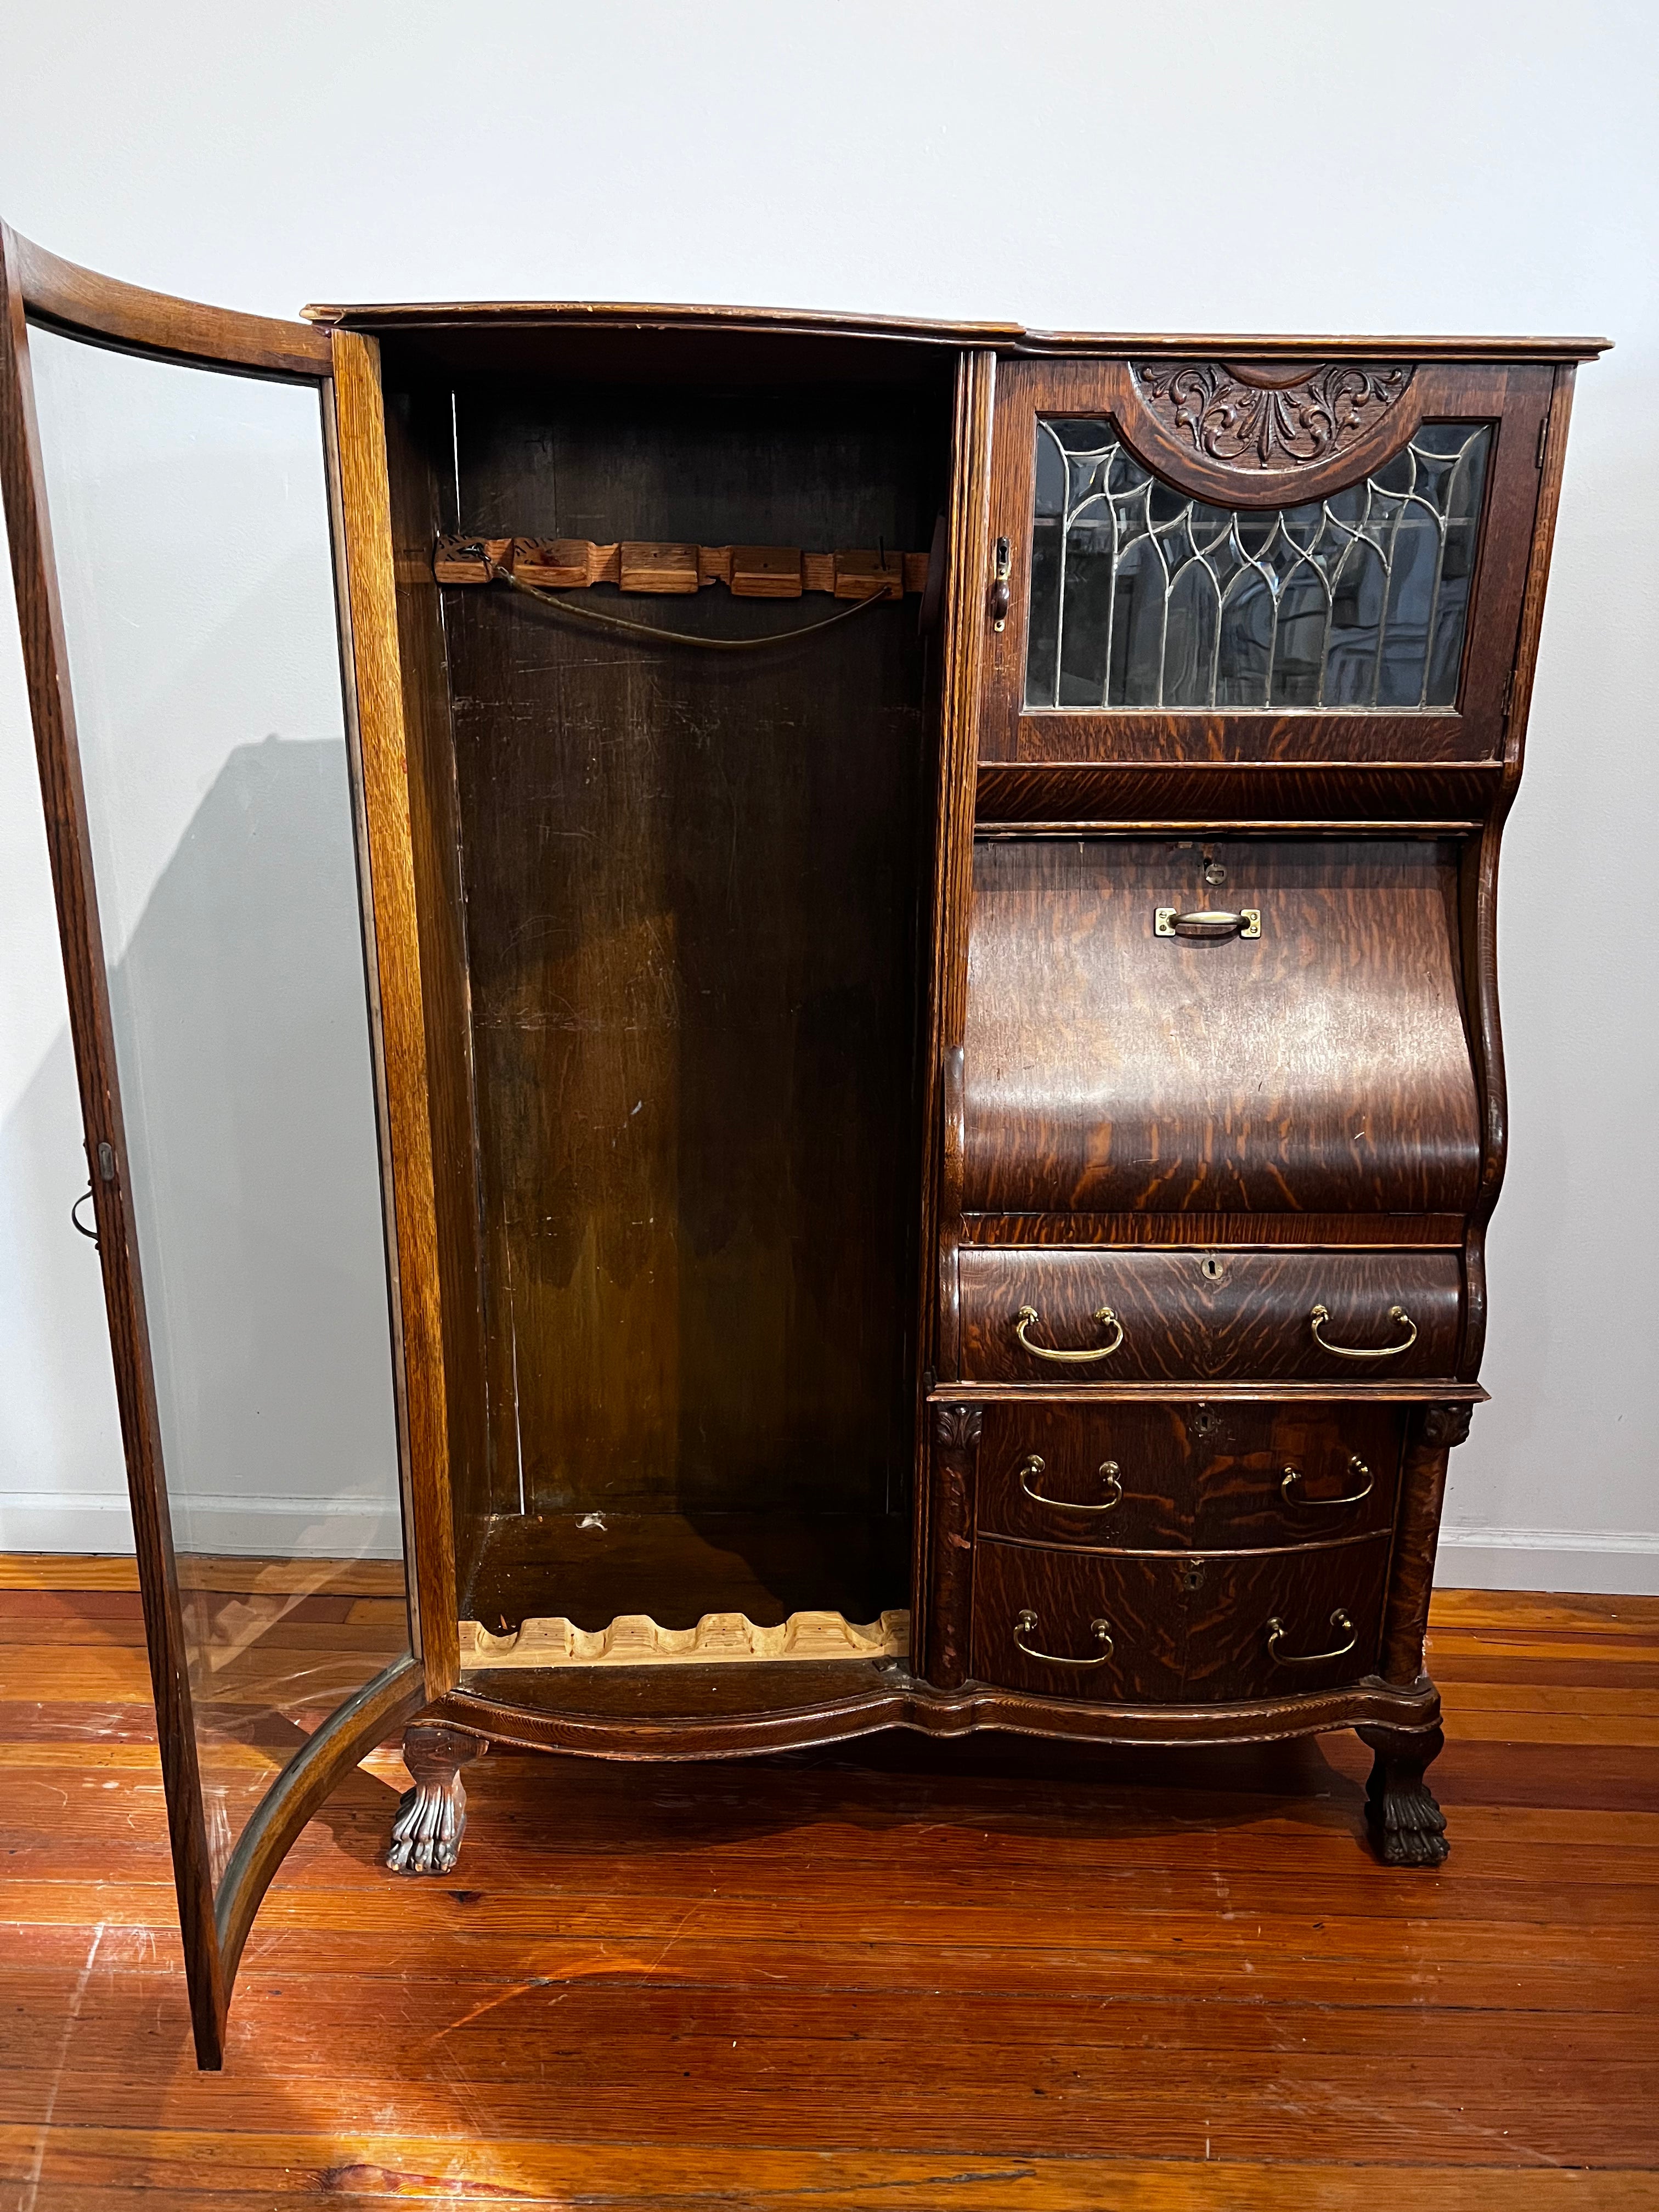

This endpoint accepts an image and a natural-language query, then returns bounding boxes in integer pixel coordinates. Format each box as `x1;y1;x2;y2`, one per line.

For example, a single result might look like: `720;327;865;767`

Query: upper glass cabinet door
1026;416;1491;713
978;354;1555;768
0;230;429;2067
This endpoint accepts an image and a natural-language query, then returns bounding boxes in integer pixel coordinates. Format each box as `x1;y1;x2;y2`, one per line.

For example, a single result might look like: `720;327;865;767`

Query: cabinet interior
380;330;953;1651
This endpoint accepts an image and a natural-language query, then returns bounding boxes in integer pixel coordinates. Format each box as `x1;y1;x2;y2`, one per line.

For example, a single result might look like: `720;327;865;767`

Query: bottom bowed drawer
970;1533;1390;1702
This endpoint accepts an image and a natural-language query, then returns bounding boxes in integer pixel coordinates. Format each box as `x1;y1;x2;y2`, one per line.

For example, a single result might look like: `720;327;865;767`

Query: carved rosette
1132;361;1413;471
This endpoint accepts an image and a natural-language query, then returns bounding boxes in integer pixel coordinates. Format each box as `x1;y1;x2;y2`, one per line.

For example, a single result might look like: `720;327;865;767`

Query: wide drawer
974;1401;1402;1551
970;1532;1390;1702
958;1247;1462;1383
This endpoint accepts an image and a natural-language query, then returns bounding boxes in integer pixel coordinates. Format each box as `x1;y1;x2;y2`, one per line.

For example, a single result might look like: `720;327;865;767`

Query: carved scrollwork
933;1403;984;1455
1132;360;1413;473
1419;1403;1475;1450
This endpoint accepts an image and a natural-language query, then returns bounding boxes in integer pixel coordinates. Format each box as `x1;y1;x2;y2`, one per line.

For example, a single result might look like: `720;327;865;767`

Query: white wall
1;1;1655;1585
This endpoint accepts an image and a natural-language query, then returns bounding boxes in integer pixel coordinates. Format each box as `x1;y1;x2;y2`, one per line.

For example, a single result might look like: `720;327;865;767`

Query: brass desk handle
1281;1455;1373;1507
1155;906;1261;940
1266;1609;1357;1666
1013;1607;1114;1667
1014;1304;1125;1364
1310;1303;1418;1360
1019;1453;1123;1511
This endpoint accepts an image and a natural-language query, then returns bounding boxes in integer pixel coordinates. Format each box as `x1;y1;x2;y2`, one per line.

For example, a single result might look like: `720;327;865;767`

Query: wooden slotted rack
434;535;931;599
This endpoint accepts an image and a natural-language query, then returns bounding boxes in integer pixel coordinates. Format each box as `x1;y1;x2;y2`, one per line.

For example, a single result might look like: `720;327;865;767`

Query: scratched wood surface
3;1570;1658;2208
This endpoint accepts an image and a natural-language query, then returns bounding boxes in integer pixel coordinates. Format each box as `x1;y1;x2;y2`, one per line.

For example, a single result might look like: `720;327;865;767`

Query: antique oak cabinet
0;222;1605;2065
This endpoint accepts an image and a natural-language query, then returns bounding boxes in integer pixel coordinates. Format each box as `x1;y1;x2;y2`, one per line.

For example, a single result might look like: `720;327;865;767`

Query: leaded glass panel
1025;419;1491;712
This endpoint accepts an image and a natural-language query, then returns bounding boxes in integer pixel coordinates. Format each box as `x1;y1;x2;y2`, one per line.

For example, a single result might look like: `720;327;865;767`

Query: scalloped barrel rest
3;225;1594;2048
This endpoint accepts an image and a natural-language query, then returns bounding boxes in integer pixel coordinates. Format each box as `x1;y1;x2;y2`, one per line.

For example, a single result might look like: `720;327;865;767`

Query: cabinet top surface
297;295;1611;360
5;227;1608;368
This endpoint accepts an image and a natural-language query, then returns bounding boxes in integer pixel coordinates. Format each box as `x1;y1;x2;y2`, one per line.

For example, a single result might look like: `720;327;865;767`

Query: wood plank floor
2;1572;1658;2209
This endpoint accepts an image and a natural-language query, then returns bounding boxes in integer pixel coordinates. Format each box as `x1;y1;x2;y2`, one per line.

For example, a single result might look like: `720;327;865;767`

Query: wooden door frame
0;223;445;2067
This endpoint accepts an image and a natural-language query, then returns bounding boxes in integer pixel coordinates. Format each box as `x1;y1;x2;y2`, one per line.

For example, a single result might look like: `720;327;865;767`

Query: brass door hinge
1536;412;1550;470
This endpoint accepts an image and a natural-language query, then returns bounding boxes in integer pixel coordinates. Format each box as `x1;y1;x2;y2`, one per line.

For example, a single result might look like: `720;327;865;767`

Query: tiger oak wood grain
962;837;1481;1215
1;224;1601;2044
958;1247;1463;1383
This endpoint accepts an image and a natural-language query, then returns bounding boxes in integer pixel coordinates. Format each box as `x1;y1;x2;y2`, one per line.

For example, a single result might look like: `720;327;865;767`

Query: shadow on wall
0;735;403;1557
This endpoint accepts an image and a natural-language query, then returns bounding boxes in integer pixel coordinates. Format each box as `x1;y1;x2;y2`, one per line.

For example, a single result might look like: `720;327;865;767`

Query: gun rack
459;1606;911;1669
434;535;931;599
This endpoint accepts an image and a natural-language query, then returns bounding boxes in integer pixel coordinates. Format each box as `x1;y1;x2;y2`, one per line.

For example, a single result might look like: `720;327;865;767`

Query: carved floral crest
1132;361;1414;472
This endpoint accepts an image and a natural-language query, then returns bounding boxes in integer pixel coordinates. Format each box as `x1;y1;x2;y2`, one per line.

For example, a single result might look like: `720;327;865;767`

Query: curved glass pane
1025;417;1492;712
29;330;410;1882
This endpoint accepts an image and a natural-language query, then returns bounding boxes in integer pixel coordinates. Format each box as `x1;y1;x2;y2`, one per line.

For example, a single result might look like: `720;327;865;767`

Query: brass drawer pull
1014;1304;1125;1363
1280;1454;1373;1507
1019;1454;1123;1512
1155;906;1261;939
1013;1608;1114;1667
1310;1302;1418;1361
1266;1608;1357;1666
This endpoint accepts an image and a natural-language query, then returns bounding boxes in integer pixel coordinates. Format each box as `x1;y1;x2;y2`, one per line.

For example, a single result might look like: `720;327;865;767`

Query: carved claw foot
1358;1723;1448;1867
386;1724;487;1875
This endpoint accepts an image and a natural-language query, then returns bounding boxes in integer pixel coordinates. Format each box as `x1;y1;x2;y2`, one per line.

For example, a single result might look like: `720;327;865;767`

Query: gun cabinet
0;221;1604;2066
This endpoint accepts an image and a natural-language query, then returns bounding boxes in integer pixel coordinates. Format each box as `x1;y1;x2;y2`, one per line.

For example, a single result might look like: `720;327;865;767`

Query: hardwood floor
3;1564;1658;2208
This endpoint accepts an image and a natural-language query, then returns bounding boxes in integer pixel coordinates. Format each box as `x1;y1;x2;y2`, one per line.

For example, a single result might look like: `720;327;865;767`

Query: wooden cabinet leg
924;1404;983;1689
1357;1722;1448;1867
1381;1402;1474;1686
387;1724;488;1876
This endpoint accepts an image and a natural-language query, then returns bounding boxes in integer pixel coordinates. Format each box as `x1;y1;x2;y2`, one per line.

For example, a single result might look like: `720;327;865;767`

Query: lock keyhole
1200;1254;1226;1283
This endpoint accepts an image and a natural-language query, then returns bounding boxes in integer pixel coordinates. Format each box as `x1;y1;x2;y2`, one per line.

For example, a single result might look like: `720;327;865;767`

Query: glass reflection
28;330;410;1882
1025;419;1491;712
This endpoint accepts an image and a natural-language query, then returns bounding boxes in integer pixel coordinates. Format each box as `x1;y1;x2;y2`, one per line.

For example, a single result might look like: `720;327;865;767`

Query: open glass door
0;227;436;2067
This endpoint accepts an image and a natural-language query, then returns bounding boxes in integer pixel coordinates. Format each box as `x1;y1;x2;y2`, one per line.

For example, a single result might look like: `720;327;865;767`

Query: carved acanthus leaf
1420;1403;1475;1449
1132;361;1413;472
933;1404;984;1454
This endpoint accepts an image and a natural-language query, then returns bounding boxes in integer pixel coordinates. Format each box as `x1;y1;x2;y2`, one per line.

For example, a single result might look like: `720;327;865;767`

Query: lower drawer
973;1401;1403;1550
970;1532;1390;1702
958;1247;1462;1383
975;1403;1193;1549
1193;1404;1403;1548
1183;1538;1391;1701
970;1542;1186;1700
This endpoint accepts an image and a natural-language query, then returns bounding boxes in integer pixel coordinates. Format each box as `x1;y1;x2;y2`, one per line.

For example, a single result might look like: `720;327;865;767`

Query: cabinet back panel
443;381;940;1543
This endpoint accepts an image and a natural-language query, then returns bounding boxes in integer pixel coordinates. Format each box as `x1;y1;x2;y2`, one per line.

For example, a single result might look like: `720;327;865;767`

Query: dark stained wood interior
379;346;952;1626
464;1509;909;1634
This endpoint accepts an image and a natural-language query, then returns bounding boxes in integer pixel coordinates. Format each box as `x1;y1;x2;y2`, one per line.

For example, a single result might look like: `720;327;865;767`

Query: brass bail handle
1281;1454;1373;1506
1013;1608;1114;1667
1019;1454;1124;1511
1266;1609;1357;1666
1013;1305;1125;1364
1309;1303;1418;1361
